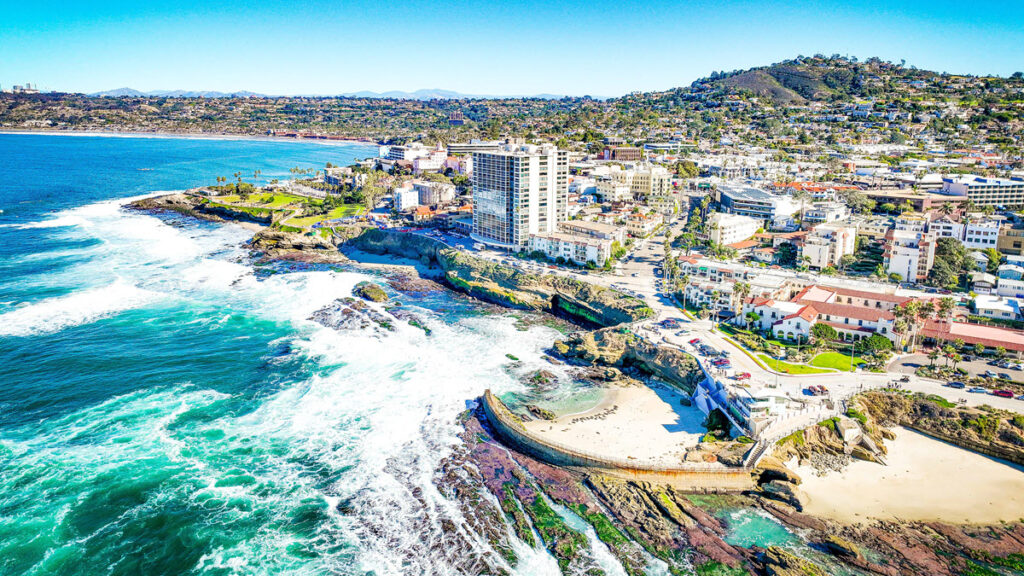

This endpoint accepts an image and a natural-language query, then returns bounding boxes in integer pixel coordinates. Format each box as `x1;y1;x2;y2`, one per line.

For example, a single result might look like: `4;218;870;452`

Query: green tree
812;322;839;342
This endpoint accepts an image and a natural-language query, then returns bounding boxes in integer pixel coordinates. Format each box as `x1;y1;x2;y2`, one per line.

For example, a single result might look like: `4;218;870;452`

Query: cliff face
348;229;653;327
553;327;702;393
437;248;653;327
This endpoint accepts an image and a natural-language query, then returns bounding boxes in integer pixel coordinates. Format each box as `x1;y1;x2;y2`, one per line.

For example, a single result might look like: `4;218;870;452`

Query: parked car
688;338;701;345
898;375;910;383
994;390;1015;398
969;386;989;393
734;372;752;380
718;350;731;357
984;370;998;378
999;373;1012;380
947;381;966;389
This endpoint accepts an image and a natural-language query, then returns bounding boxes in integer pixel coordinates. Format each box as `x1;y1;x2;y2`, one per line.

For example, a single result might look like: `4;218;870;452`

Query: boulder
754;456;803;485
760;480;806;511
353;281;389;303
820;534;864;562
763;546;827;576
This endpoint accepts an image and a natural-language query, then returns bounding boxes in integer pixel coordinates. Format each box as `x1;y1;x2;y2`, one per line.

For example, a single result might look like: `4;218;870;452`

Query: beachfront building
941;175;1024;207
706;212;760;246
528;232;612;266
471;144;569;249
385;143;432;162
800;224;856;270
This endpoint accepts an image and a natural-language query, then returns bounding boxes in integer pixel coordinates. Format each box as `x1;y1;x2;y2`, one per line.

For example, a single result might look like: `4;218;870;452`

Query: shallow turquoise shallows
0;133;575;575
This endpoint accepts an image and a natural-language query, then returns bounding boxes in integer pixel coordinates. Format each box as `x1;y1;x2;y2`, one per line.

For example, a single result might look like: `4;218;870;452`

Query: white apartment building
707;212;760;246
595;178;633;202
884;226;936;282
974;295;1022;321
472;144;569;249
412;147;449;173
803;202;850;224
393;187;420;211
997;264;1024;299
800;224;856;269
558;220;626;244
528;232;611;266
626;212;663;238
941;175;1024;207
412;180;456;206
929;216;1000;249
385;143;432;162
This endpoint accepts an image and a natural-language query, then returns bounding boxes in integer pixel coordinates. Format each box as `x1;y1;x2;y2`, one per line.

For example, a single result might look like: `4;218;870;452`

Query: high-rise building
471;144;568;249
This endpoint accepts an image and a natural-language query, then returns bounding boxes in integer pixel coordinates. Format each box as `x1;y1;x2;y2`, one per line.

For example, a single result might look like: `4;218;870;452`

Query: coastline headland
130;191;1024;576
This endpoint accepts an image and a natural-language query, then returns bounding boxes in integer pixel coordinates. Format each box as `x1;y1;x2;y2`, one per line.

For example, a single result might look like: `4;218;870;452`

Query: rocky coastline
129;192;1024;575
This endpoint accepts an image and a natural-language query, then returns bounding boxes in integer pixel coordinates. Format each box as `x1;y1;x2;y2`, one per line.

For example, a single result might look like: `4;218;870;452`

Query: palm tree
937;297;955;322
939;202;954;217
791;188;810;229
928;349;940;367
733;282;751;325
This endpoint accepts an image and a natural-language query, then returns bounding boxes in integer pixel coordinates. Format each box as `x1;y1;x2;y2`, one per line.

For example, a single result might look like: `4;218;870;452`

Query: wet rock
526;404;556;421
353;281;389;303
308;298;395;332
763;546;827;576
820;534;864;562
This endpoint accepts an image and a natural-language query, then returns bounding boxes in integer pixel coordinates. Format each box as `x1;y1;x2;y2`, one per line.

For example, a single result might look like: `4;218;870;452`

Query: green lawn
810;351;865;372
286;204;364;227
756;354;833;375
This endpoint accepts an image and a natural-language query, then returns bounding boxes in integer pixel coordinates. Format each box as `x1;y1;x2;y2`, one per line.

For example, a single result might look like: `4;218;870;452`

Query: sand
522;382;707;466
796;427;1024;524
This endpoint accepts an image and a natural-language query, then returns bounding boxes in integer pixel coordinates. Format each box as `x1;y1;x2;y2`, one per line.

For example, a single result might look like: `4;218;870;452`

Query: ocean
0;133;585;575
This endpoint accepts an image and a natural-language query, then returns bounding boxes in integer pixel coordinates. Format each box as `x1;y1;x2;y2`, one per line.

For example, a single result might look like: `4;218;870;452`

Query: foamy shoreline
0;129;378;148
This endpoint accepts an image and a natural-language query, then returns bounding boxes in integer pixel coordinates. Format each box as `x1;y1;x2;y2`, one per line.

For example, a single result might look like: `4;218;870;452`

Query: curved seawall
481;390;755;492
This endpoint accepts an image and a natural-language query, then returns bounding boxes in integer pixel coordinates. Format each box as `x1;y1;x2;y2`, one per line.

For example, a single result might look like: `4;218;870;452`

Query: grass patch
923;394;957;409
286;204;364;227
845;408;867;424
757;354;832;375
779;429;805;446
810;351;865;372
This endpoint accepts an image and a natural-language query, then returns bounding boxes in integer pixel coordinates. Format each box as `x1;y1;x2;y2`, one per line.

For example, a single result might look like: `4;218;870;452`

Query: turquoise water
0;134;580;575
721;508;798;548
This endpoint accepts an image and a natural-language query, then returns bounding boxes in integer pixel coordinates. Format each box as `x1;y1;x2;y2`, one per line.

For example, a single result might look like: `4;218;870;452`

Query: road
412;226;1024;423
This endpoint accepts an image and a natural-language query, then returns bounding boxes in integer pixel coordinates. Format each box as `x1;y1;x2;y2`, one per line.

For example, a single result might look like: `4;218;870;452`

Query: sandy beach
523;382;707;466
796;427;1024;524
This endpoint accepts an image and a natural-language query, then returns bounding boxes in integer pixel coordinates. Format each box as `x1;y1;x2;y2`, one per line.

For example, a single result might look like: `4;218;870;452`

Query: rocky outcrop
437;248;653;327
352;281;389;303
248;228;342;260
762;546;827;576
554;326;703;393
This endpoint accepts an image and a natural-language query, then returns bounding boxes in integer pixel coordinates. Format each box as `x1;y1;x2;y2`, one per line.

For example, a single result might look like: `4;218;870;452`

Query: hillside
695;55;945;104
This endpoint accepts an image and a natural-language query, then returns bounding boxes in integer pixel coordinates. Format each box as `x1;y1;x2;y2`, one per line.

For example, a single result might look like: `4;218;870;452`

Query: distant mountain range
89;87;570;100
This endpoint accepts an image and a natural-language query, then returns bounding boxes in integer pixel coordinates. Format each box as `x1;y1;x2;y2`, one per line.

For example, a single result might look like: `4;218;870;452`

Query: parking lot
890;354;1024;384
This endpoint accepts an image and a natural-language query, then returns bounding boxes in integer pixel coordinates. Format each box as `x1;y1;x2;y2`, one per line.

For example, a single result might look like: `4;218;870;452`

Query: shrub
846;408;867;424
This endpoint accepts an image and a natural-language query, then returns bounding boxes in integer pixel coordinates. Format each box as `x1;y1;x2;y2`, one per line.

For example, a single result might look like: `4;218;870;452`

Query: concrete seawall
481;390;756;493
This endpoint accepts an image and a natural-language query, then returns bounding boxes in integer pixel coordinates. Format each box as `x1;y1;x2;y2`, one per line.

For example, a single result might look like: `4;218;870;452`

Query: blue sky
2;0;1023;96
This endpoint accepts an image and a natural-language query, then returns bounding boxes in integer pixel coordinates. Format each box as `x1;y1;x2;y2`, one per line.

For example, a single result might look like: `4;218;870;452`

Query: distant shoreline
0;128;380;148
